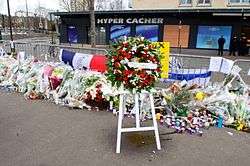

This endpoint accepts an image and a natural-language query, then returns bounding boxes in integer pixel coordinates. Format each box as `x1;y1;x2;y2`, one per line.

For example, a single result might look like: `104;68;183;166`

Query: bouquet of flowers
106;37;162;92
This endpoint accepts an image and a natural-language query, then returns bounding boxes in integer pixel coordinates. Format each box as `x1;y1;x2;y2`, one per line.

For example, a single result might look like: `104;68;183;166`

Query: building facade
54;0;250;51
68;0;132;11
132;0;250;9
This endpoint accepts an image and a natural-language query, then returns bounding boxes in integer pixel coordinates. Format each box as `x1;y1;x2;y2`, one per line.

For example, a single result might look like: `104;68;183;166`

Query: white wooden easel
116;91;161;153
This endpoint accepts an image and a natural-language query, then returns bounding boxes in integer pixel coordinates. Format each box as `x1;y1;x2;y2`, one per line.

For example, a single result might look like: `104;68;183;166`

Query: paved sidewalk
0;92;250;166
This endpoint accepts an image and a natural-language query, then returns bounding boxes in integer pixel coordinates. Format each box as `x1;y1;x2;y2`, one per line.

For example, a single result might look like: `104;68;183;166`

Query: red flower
156;68;161;73
113;56;118;61
142;53;148;59
125;53;132;59
138;70;147;79
95;94;103;102
139;73;146;79
96;84;102;89
123;42;129;47
123;76;129;82
118;49;123;55
114;62;121;68
118;56;124;60
139;82;144;88
124;70;132;76
116;76;122;81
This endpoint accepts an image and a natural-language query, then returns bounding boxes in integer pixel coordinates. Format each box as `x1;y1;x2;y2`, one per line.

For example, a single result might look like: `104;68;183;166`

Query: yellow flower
237;123;244;131
164;94;172;101
195;91;205;101
156;113;162;120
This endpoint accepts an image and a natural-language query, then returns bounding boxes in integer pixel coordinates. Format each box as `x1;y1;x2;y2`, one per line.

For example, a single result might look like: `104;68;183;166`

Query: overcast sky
0;0;60;15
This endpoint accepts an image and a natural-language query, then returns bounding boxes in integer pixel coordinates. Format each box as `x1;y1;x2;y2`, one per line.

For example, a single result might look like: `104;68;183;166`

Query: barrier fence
2;41;107;62
1;41;250;85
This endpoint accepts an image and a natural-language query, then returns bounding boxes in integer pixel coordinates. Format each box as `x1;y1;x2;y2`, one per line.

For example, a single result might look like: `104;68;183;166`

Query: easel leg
134;93;140;128
116;94;124;153
149;94;161;150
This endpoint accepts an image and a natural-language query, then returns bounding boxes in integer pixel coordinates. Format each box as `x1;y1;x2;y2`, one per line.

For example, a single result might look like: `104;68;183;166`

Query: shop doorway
163;25;190;48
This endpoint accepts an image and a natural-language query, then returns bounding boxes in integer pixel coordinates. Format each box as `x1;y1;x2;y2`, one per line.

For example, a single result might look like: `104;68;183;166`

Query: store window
135;25;159;42
197;0;211;5
67;26;78;43
96;26;106;45
179;0;192;5
196;26;232;49
128;0;133;8
229;0;250;4
110;25;131;41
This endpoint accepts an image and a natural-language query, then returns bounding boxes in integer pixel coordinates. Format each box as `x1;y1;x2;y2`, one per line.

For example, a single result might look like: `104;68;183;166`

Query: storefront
54;9;250;50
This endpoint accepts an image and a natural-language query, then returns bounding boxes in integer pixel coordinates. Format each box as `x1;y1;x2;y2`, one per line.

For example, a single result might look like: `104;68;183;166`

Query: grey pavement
0;91;250;166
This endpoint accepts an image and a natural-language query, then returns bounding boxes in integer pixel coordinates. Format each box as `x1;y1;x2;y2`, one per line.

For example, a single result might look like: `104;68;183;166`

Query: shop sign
97;18;164;24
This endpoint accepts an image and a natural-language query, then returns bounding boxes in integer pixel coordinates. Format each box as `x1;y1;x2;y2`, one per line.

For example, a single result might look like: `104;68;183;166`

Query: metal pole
177;20;182;55
7;0;15;53
7;0;13;41
25;0;30;35
90;0;96;48
1;15;5;30
50;13;54;44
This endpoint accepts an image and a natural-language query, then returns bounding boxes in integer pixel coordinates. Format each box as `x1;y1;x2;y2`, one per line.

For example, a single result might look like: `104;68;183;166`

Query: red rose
139;82;144;87
118;49;123;55
125;53;132;59
114;62;121;68
113;56;118;61
116;76;122;81
142;53;148;58
118;56;124;60
156;68;161;73
124;70;132;76
123;42;129;47
139;73;146;79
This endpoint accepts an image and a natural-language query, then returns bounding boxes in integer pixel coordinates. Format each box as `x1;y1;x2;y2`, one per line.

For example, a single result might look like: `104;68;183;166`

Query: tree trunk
89;0;96;48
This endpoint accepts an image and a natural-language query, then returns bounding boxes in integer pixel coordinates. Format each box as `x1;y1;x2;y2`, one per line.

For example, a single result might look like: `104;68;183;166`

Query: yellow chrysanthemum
195;91;206;101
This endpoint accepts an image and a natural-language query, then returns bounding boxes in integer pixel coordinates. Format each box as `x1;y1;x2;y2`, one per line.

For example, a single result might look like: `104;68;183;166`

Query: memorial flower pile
0;42;249;134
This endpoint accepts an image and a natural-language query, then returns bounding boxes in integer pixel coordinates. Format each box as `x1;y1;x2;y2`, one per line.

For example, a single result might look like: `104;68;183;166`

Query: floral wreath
106;37;162;92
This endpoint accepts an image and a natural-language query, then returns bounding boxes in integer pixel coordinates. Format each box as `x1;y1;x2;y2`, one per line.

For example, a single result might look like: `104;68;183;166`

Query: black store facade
54;9;250;50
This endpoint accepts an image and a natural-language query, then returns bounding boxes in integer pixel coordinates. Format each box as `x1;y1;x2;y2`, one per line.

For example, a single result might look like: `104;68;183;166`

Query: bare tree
78;0;91;10
89;0;96;48
60;0;72;12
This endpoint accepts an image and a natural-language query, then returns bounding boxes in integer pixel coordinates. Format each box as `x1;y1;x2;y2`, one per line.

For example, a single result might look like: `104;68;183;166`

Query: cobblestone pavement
0;92;250;166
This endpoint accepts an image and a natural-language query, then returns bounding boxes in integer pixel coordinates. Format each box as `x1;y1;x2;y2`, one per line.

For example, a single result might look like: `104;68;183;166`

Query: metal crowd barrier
2;41;107;62
167;53;218;86
1;41;250;85
233;59;250;85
